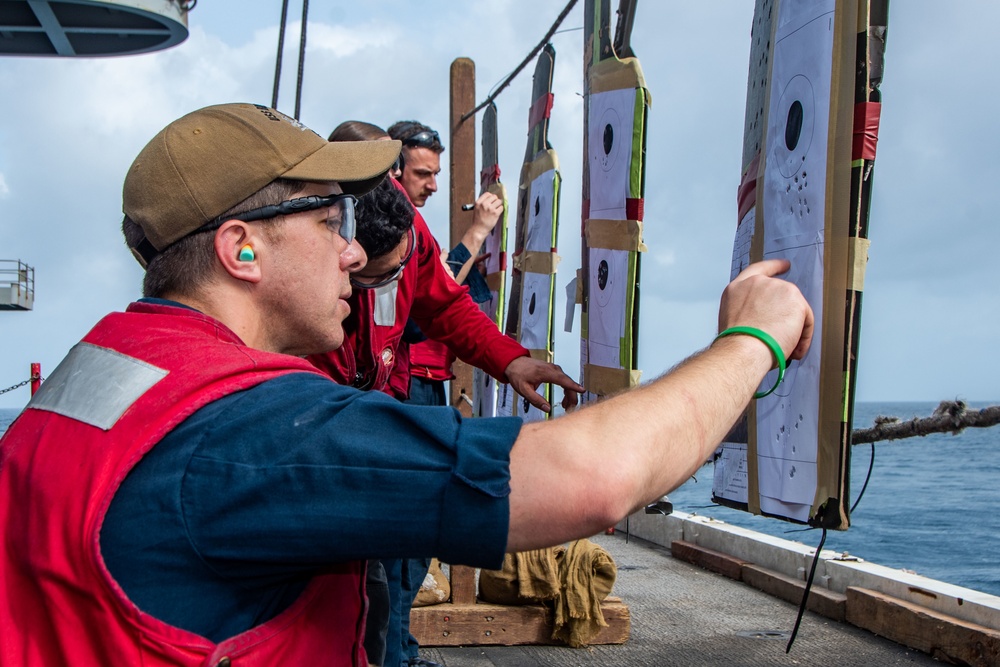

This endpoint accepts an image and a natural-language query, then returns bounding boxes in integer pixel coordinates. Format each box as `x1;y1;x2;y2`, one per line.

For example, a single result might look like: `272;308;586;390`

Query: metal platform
418;531;943;667
0;0;189;57
0;260;34;310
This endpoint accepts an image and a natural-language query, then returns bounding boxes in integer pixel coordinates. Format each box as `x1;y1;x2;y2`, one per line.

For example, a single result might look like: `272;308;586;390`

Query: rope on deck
852;400;1000;444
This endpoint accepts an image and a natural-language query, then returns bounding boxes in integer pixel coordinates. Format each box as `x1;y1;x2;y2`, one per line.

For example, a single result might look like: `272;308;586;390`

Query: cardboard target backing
473;103;509;418
580;0;648;403
713;0;885;531
505;45;561;422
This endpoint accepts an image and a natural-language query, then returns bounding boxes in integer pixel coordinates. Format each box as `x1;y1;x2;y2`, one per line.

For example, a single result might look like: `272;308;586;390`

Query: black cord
850;442;875;514
271;0;290;109
294;0;309;120
786;527;827;653
460;0;579;122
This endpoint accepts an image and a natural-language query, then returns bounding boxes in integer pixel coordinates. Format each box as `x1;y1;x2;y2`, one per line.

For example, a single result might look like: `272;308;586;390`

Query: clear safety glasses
204;193;358;244
350;225;416;290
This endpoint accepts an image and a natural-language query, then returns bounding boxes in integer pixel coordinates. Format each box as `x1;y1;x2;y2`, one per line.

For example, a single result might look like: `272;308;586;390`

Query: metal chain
0;374;43;396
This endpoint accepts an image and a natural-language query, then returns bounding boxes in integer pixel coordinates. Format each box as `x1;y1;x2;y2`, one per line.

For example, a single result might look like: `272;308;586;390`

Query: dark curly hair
355;179;414;259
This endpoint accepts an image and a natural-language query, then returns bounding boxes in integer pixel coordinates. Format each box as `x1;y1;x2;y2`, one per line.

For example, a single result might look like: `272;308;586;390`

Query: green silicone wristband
715;326;786;399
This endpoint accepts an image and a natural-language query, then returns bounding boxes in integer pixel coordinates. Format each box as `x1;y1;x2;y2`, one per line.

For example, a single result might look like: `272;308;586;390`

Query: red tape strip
736;152;760;223
581;198;644;221
853;101;881;162
626;198;644;221
528;93;554;129
479;164;501;190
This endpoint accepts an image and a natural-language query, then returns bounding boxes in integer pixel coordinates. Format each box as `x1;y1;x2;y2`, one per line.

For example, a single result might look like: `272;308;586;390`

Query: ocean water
666;400;1000;597
2;400;998;596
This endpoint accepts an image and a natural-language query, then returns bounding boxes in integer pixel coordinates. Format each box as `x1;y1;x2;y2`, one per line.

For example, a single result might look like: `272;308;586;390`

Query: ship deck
420;530;943;667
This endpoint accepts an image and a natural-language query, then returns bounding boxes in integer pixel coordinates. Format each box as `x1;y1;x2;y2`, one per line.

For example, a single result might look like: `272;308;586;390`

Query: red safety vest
0;302;368;666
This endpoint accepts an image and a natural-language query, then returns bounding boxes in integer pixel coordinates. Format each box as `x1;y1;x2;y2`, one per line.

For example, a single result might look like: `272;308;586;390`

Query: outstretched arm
505;260;813;552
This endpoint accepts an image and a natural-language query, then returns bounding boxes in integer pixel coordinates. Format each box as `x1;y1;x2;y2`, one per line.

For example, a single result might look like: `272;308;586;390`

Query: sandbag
412;558;450;607
478;546;565;605
551;538;617;647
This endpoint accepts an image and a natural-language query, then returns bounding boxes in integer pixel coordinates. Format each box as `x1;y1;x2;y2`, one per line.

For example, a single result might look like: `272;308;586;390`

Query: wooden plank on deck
411;597;630;647
846;586;1000;666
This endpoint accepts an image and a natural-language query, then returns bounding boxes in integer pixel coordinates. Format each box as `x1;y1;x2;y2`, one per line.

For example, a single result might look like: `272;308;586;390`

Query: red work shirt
309;180;526;398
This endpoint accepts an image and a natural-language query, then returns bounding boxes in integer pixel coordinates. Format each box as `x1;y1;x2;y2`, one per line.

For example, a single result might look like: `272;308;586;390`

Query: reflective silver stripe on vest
373;281;397;327
28;342;168;431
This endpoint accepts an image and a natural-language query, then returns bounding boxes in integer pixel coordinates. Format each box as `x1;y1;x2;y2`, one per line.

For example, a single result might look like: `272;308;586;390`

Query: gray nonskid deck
419;531;941;666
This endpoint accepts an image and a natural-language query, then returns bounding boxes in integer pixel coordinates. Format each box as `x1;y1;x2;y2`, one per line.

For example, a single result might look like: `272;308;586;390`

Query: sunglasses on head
402;130;440;149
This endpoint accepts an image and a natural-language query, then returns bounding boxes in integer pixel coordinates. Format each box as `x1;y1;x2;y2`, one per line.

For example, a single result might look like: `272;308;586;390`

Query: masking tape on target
590;58;650;99
527;349;554;363
848;237;870;292
521;151;559;184
585;219;647;252
584;364;642;396
513;251;561;275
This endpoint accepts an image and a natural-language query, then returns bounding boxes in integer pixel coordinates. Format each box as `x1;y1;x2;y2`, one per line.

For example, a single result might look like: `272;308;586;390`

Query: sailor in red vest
0;102;813;667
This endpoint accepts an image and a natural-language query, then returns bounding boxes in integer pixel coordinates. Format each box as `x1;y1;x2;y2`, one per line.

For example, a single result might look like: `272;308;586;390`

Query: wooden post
446;56;479;605
449;57;477;421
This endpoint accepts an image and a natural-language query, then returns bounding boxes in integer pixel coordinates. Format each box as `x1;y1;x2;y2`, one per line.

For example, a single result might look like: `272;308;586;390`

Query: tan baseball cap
123;102;401;261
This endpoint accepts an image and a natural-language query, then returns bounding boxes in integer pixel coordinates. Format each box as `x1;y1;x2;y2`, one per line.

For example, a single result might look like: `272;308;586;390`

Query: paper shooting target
525;170;556;253
473;367;498;417
765;6;833;244
521;396;547;423
481;219;503;276
520;271;551;352
596;105;622;173
592;249;618;310
587;247;628;369
773;75;815;180
588;88;635;219
497;381;514;417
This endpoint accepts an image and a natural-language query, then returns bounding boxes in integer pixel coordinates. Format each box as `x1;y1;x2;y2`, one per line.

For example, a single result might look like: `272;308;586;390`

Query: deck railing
0;259;35;310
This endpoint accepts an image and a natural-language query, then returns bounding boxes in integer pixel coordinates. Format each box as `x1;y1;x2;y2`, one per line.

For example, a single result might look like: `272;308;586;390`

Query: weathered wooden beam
846;587;1000;666
741;564;847;623
671;539;748;582
449;57;476;418
411;598;630;647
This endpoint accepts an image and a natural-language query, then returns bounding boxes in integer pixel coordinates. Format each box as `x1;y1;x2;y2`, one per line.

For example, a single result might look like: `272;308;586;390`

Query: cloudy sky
1;1;998;409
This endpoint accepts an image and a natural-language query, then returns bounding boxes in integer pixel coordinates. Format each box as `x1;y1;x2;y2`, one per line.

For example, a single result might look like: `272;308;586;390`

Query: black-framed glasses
402;130;440;149
201;193;358;243
351;225;416;290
